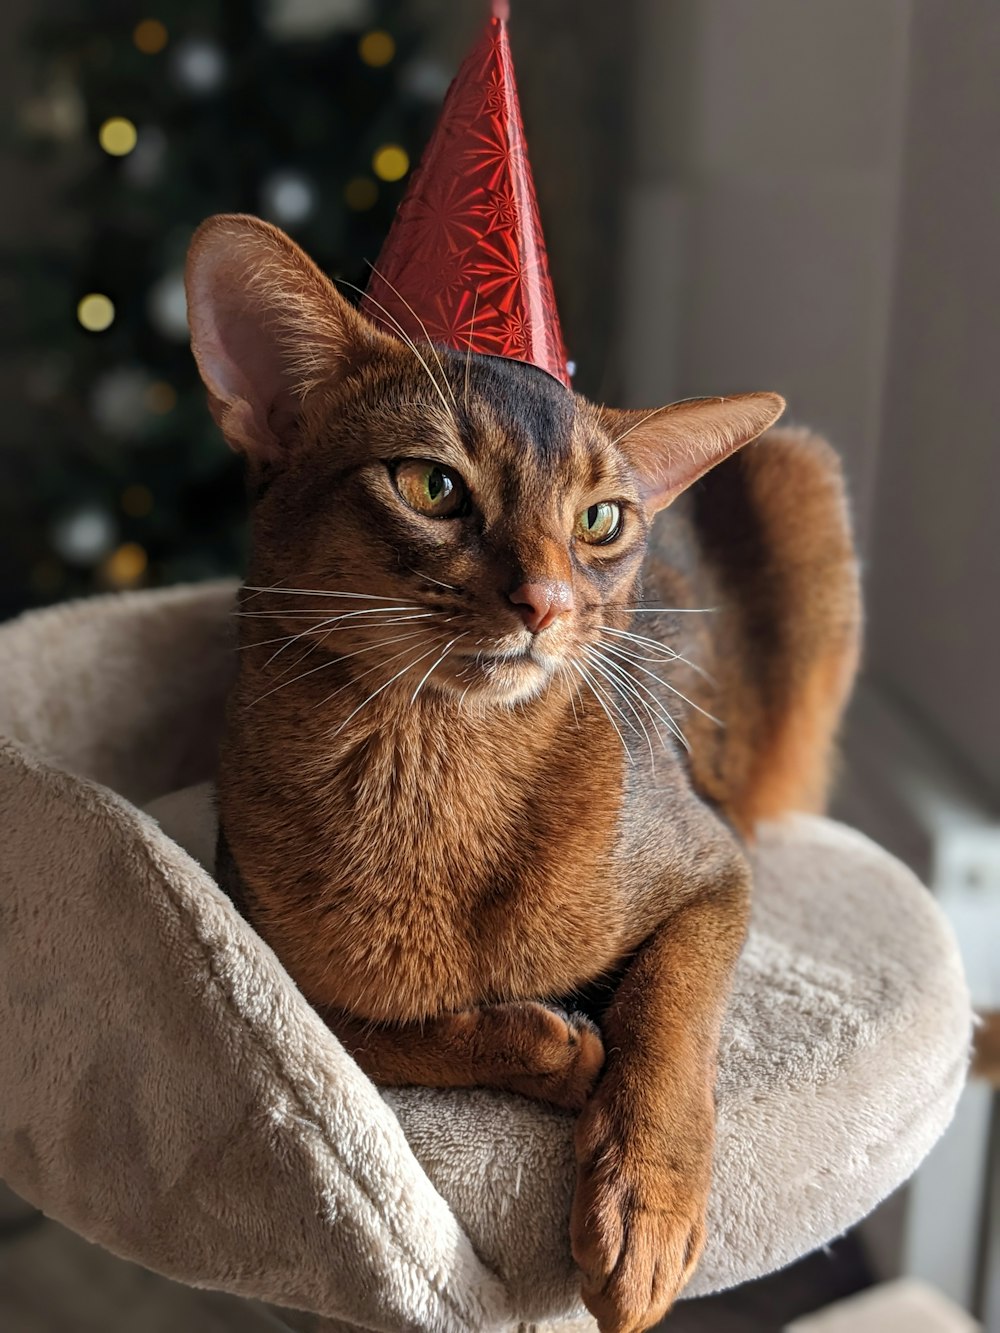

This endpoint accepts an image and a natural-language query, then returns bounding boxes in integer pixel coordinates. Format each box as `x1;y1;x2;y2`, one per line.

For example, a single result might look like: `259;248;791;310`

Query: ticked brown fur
186;216;861;1333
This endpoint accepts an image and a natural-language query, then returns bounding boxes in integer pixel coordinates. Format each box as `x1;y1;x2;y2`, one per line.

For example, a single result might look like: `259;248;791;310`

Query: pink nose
507;580;574;633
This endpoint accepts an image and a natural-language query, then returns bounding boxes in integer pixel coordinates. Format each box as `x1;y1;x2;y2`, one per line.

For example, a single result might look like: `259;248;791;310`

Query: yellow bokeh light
145;380;177;414
121;484;153;517
102;542;148;588
359;30;395;67
99;116;138;156
372;144;409;182
344;176;378;211
133;19;168;55
77;293;115;332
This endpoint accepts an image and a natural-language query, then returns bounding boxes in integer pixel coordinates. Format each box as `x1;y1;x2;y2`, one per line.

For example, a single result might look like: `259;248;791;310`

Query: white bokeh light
147;270;189;341
51;505;117;565
261;170;316;225
171;39;226;94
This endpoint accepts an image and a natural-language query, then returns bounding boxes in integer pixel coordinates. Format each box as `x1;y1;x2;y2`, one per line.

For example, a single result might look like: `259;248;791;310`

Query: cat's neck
234;646;585;779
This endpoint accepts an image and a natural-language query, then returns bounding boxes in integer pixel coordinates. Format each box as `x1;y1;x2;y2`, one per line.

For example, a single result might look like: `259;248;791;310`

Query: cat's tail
696;426;863;830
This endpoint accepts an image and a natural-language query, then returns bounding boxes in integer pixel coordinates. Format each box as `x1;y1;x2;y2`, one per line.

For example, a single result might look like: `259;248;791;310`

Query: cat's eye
575;501;622;545
392;460;467;518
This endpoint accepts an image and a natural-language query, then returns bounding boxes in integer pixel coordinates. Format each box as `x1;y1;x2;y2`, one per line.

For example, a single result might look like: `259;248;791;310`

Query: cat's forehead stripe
447;352;578;466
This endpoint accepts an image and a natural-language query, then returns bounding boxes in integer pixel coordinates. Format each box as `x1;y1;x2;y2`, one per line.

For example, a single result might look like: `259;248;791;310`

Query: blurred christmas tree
1;0;443;618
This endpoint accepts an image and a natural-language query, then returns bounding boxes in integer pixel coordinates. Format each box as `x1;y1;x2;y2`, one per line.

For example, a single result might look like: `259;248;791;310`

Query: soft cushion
0;584;971;1332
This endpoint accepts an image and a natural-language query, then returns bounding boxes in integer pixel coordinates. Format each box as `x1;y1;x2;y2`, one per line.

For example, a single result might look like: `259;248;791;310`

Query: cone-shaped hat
361;2;571;387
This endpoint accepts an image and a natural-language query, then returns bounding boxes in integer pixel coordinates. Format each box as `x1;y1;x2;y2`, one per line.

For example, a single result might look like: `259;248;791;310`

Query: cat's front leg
571;855;750;1333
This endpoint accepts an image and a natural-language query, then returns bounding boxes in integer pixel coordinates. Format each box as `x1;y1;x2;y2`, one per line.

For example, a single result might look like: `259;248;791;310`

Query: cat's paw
503;1004;605;1112
570;1087;712;1332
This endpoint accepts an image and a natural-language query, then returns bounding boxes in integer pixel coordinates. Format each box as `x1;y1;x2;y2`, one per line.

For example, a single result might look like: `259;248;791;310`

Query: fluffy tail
694;427;863;829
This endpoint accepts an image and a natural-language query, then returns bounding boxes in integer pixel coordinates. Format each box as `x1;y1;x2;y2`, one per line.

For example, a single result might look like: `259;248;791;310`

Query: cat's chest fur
220;675;632;1022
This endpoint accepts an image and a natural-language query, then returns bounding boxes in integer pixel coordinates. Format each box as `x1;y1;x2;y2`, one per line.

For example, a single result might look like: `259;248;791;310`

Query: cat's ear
605;392;786;512
185;213;391;463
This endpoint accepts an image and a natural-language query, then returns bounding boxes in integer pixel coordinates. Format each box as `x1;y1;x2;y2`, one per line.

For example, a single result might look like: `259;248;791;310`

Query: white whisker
600;642;723;728
618;606;717;615
240;577;296;604
337;277;454;419
272;622;433;680
266;624;332;673
328;639;447;738
464;286;480;409
583;649;657;765
246;644;347;707
243;586;417;603
586;644;689;752
600;626;715;685
405;566;459;592
247;628;427;706
237;605;430;623
567;675;581;729
571;660;633;765
315;632;447;714
410;634;464;704
588;646;679;745
606;404;672;450
260;610;413;669
365;261;458;411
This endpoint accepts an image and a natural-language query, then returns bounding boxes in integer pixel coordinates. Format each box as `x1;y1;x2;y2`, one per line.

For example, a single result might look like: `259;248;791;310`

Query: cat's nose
507;580;574;633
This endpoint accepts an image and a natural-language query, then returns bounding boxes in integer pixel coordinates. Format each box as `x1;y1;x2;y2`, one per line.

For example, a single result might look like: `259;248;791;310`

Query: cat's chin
448;650;555;708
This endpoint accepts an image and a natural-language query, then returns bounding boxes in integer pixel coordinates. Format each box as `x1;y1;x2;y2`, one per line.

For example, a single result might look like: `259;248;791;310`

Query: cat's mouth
477;647;532;666
448;640;563;706
470;648;543;683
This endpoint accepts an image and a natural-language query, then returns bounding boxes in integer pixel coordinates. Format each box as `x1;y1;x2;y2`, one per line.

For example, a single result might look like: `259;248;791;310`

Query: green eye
575;501;622;545
393;460;467;518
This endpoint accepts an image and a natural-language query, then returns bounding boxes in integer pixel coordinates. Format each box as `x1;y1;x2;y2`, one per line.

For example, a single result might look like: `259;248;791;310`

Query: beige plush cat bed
0;583;971;1332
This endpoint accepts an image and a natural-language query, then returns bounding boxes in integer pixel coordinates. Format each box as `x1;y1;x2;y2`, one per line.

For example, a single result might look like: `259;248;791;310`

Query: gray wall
619;0;998;802
865;0;1000;799
619;0;912;550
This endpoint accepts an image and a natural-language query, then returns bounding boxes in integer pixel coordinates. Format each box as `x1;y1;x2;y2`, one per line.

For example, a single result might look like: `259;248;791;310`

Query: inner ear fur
605;392;786;512
184;213;394;464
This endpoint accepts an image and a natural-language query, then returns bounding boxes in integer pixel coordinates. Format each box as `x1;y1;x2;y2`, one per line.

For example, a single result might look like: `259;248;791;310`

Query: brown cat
185;214;861;1333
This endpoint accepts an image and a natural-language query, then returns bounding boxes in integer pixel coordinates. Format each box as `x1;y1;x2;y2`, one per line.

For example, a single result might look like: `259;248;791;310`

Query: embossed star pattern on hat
361;2;571;387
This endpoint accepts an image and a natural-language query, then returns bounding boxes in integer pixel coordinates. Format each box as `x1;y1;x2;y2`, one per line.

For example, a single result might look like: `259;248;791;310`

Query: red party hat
361;1;571;387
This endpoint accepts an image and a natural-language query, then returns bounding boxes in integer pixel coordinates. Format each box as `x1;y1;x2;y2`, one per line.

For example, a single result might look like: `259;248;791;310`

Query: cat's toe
571;1085;711;1331
506;1003;605;1110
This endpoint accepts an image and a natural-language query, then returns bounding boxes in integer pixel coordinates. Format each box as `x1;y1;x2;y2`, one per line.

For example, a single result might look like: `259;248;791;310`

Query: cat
185;213;861;1333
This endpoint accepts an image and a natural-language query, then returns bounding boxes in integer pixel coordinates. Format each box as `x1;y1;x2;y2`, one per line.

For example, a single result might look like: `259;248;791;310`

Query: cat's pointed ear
185;214;390;463
605;392;786;512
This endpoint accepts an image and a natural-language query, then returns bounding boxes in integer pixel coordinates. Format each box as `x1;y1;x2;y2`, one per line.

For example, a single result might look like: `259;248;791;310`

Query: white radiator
835;681;1000;1327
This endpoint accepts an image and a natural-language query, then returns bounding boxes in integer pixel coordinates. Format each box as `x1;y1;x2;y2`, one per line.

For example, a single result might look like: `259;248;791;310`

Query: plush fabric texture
0;583;972;1333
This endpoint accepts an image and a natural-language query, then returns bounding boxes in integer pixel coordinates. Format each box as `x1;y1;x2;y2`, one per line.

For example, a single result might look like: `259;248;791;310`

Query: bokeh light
172;38;226;94
372;144;408;182
359;31;395;68
51;504;116;563
261;170;315;224
77;293;115;332
98;116;138;156
146;270;188;340
102;542;148;587
133;19;168;55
